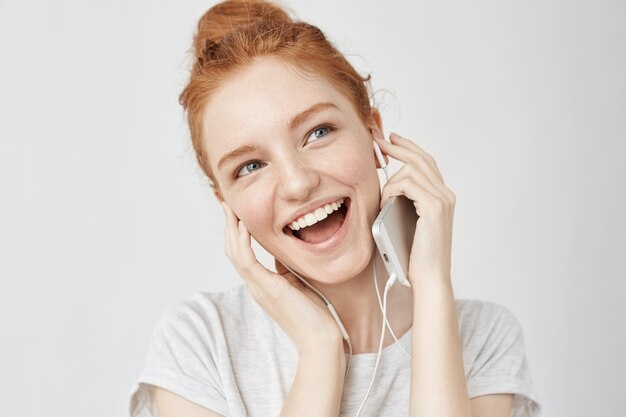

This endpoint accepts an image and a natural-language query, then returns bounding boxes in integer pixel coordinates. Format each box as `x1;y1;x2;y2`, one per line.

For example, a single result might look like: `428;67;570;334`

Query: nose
275;155;320;201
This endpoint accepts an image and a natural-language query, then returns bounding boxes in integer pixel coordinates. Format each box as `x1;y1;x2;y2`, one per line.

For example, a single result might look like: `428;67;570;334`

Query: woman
131;1;540;416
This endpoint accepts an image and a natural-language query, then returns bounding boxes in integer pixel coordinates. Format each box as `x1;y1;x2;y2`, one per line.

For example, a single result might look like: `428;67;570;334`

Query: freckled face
202;57;382;284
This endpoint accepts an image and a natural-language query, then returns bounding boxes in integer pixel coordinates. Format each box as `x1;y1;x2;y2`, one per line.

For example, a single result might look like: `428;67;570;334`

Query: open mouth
283;198;350;245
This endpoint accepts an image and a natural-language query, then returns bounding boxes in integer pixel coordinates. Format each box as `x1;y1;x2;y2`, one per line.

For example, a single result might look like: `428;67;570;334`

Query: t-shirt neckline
345;326;412;361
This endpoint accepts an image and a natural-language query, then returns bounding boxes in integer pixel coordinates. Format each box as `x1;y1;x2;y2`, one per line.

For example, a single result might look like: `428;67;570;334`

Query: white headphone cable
373;254;412;359
372;138;411;359
283;264;353;382
284;255;407;417
354;270;397;417
269;138;406;413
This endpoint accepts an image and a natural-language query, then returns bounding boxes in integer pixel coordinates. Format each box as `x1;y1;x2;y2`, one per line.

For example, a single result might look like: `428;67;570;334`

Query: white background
1;0;624;416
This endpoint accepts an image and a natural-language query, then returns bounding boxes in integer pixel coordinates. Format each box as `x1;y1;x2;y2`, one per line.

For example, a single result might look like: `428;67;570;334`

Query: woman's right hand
222;203;344;355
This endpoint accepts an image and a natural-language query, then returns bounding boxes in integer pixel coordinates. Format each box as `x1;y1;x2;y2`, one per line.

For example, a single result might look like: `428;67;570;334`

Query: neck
312;251;414;354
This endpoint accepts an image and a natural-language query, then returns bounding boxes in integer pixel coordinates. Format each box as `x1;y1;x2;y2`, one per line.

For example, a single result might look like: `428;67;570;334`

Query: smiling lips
284;198;349;245
287;198;345;231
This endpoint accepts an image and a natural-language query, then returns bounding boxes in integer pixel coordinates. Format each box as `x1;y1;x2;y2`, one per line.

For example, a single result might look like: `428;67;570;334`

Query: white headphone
282;136;411;417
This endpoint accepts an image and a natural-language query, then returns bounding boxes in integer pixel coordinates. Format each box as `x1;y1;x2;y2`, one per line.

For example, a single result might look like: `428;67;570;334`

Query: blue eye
306;125;332;143
236;160;265;178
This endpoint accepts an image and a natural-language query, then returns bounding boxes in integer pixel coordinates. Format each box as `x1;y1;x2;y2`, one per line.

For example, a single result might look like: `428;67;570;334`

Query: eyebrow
288;102;338;131
216;102;339;171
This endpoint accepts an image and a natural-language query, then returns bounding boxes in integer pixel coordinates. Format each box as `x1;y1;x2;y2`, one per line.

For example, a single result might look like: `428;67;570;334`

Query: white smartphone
371;195;419;287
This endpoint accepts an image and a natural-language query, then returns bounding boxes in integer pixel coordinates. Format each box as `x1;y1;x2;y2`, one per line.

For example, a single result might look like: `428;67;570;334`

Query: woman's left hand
375;132;456;286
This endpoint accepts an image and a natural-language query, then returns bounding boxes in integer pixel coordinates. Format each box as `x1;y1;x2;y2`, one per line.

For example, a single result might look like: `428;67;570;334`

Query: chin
294;238;375;286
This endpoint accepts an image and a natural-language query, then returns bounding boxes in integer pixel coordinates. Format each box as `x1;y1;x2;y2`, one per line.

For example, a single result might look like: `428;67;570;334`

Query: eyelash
234;124;336;179
306;124;334;144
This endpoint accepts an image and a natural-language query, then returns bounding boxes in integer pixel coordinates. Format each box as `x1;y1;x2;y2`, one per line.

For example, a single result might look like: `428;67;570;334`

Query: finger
235;220;268;279
235;219;293;298
389;132;443;178
236;219;254;272
375;134;444;183
380;171;456;209
222;202;238;259
222;204;266;283
389;163;456;207
274;258;294;278
372;133;390;167
274;258;305;288
381;176;451;217
386;164;443;202
377;134;444;184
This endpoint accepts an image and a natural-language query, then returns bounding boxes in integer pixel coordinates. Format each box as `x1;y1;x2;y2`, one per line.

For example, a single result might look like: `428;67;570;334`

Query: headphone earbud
372;138;389;182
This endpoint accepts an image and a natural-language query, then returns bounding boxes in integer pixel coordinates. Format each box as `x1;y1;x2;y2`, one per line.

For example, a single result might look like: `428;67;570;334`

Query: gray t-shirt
130;285;541;417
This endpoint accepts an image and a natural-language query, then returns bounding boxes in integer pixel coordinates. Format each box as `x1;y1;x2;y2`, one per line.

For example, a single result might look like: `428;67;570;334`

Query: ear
367;108;384;137
366;109;389;168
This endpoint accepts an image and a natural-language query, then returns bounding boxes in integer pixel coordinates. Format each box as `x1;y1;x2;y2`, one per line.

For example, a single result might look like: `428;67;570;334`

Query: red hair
179;0;375;189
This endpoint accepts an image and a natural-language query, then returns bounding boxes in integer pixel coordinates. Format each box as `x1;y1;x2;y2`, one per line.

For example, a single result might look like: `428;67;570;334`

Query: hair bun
193;0;292;61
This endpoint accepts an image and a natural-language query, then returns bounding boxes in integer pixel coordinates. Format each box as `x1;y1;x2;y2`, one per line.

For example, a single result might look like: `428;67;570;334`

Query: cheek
230;189;274;236
343;158;369;183
327;141;377;186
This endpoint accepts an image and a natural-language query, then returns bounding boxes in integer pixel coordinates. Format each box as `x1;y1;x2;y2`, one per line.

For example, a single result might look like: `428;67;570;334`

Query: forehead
201;56;356;166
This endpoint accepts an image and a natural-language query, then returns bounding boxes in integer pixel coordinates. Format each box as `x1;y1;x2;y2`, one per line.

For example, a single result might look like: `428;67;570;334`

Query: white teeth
304;213;316;226
287;198;346;231
314;208;328;221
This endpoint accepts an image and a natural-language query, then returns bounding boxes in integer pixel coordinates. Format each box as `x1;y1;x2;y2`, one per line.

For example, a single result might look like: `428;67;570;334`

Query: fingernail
238;221;244;232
